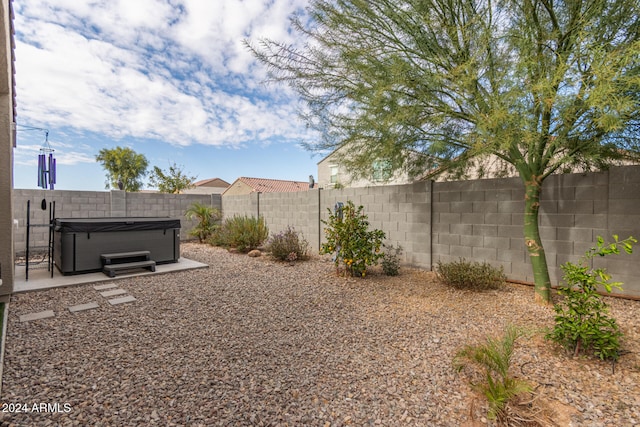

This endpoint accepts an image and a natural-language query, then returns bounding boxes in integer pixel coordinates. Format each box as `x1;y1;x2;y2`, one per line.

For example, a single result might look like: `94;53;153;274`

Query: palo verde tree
148;162;197;194
249;0;640;304
96;146;149;192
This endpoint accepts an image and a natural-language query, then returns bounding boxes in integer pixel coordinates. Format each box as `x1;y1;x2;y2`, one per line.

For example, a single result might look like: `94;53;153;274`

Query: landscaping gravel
1;243;639;426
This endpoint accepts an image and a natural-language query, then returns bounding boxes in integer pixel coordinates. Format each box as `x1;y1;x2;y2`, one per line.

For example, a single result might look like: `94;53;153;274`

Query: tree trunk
523;176;552;304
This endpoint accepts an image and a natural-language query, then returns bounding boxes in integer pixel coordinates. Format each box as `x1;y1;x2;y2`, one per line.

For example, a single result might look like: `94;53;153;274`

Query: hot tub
53;217;181;275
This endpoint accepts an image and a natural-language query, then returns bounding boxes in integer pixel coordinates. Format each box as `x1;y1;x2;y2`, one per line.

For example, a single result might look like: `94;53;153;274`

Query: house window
372;160;392;182
330;165;339;184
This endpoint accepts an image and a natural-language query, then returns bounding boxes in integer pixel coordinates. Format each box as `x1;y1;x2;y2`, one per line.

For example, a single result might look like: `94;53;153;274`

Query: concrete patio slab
108;295;136;305
13;257;208;293
69;302;100;313
100;289;128;298
93;283;118;291
19;310;55;322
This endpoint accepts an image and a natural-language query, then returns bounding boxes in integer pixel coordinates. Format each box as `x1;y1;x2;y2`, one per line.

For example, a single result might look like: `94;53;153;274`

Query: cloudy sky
13;0;321;191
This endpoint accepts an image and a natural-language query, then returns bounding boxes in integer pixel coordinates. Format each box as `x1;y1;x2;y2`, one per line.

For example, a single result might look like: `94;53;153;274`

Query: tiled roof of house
193;177;230;188
233;177;310;193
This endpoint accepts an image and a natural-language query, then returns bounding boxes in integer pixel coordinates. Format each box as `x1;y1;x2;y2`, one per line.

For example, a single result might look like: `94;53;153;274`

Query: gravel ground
1;243;639;426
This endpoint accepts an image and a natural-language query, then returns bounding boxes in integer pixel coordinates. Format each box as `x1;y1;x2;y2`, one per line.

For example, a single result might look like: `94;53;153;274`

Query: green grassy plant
454;325;532;423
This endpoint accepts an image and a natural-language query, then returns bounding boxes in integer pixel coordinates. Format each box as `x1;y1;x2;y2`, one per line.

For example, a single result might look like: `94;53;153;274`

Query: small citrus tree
320;201;385;277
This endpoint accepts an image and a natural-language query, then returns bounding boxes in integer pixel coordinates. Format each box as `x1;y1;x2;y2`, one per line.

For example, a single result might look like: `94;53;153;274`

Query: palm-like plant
185;202;220;243
454;325;532;423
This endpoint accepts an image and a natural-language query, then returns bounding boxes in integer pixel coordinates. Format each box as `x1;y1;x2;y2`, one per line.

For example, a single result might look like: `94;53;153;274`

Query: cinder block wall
431;176;525;275
220;166;640;298
257;190;320;252
221;193;258;219
13;165;640;297
12;189;220;254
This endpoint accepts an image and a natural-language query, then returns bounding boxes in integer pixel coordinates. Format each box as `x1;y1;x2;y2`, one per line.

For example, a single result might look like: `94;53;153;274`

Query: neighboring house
317;148;412;189
318;144;639;188
223;177;311;196
183;177;230;195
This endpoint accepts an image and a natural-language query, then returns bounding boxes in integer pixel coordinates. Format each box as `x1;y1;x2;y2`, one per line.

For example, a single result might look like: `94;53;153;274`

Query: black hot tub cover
54;217;181;233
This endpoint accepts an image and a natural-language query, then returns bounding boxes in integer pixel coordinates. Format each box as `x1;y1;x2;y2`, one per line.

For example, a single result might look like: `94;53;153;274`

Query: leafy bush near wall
210;215;268;253
267;226;310;262
320;200;385;277
547;235;636;361
381;244;403;276
436;258;506;290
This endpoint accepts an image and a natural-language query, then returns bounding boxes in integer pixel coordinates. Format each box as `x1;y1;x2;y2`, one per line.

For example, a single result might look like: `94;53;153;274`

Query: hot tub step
101;250;151;265
103;260;156;277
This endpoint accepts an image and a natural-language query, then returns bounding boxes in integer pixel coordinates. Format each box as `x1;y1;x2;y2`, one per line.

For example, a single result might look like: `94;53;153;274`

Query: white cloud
13;0;313;161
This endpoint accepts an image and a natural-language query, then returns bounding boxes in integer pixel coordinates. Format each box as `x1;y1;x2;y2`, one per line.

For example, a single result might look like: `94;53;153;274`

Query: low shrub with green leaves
210;215;268;253
267;226;309;262
381;244;402;276
547;235;636;362
436;258;506;290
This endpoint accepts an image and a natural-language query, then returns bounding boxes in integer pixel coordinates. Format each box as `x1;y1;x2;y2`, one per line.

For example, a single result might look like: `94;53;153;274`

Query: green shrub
320;201;385;277
267;226;309;262
210;215;268;253
381;244;402;276
436;258;506;290
454;325;533;423
547;235;636;361
185;202;221;243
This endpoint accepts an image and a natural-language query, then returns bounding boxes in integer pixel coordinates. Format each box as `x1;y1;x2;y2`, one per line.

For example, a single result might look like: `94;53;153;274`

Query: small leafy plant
320;201;385;277
547;235;636;361
436;258;506;290
267;226;309;262
454;325;533;424
185;202;221;243
381;244;402;276
210;215;269;253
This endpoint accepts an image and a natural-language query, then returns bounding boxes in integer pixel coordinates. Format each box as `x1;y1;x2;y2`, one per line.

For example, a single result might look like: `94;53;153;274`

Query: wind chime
37;130;56;190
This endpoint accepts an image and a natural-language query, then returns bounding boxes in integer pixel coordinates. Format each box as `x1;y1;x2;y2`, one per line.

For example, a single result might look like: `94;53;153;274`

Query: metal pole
26;200;30;281
318;188;322;251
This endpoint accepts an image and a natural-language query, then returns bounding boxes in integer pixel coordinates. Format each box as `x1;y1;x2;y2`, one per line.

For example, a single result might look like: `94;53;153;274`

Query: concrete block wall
221;194;258;219
429;167;640;298
254;190;320;250
598;167;640;298
220;165;640;299
431;176;527;277
219;183;432;268
13;189;219;254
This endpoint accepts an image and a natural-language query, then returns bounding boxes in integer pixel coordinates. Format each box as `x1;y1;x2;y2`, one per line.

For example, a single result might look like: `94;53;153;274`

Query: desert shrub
436;258;506;290
547;235;635;361
210;215;268;253
381;244;402;276
454;325;536;425
185;202;221;243
267;226;309;262
320;201;385;277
